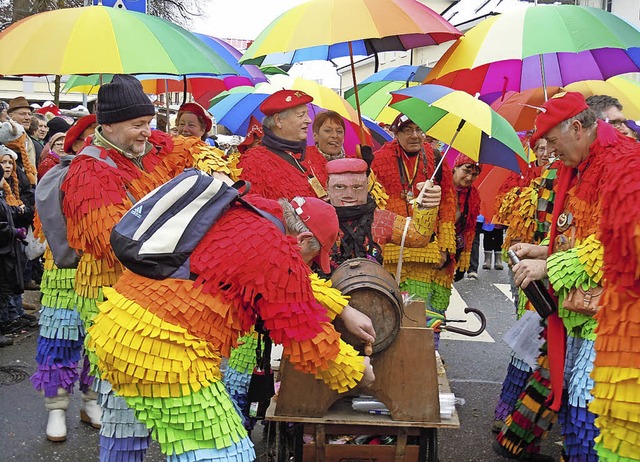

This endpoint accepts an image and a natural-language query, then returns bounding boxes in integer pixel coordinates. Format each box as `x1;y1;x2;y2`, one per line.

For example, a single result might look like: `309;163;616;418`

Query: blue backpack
111;168;283;280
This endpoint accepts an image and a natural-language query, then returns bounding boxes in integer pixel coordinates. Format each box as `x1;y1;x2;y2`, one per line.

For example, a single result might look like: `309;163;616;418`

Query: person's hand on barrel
339;304;376;345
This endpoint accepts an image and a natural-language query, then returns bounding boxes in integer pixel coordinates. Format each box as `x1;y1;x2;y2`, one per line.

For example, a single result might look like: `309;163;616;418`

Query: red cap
36;103;61;117
453;152;480;171
178;102;213;133
529;92;589;148
290;196;338;274
260;90;313;116
326;158;368;175
64;114;97;154
238;115;264;154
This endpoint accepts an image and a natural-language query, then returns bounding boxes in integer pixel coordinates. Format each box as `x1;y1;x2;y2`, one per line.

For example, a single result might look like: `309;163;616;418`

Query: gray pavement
0;264;563;461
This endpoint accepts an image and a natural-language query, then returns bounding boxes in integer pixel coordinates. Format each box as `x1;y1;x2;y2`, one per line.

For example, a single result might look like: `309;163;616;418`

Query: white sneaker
80;397;102;429
467;272;478;280
46;409;67;442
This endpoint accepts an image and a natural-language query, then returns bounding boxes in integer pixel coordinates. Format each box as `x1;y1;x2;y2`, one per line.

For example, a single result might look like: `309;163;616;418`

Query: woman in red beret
176;102;217;146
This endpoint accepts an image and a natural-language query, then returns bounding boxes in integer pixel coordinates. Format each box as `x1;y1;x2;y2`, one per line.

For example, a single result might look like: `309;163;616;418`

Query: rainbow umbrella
240;0;460;142
344;66;432;124
390;85;528;175
0;6;237;76
426;5;640;97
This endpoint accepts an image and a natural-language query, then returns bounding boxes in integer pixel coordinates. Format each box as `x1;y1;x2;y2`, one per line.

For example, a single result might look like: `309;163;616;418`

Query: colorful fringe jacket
370;140;456;313
88;196;366;458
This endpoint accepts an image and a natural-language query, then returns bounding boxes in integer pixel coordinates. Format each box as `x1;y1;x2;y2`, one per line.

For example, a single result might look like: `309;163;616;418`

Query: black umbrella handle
442;307;486;337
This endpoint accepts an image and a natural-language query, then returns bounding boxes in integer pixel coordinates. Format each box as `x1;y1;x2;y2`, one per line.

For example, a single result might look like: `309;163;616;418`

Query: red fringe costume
589;126;640;461
370;140;457;323
88;196;366;461
238;144;328;199
60;131;236;461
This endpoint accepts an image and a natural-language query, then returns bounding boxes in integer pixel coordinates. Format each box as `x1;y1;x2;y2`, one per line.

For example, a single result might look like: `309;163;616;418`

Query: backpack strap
231;180;286;234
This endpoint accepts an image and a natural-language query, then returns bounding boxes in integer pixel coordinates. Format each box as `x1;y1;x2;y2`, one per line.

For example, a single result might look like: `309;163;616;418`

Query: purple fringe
495;359;532;420
99;435;151;462
558;403;599;461
31;363;79;397
79;355;94;394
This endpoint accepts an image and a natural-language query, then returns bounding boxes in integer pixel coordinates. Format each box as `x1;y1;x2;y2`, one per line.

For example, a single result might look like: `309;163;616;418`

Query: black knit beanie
97;74;155;124
45;116;72;143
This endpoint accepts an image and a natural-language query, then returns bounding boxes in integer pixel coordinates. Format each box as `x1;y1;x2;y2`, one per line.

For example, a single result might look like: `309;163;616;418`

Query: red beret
64;114;97;154
453;152;481;171
326;158;368;175
178;102;213;133
260;90;313;116
530;92;589;148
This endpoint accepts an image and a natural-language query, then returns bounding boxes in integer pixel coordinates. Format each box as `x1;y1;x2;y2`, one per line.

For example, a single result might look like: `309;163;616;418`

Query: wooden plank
303;444;420;462
315;424;326;462
395;428;408;461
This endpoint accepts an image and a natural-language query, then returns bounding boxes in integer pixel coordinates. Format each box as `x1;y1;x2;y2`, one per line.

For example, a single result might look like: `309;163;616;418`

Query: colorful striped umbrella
344;66;432;124
240;0;460;65
0;6;237;76
390;85;528;174
426;5;640;96
239;0;460;144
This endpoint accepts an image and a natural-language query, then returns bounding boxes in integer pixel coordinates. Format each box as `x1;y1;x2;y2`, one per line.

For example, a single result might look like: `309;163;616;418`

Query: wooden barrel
331;258;403;354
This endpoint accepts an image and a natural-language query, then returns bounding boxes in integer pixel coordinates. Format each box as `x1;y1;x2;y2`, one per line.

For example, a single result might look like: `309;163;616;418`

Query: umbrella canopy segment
240;0;461;65
345;81;416;124
390;85;527;173
192;33;266;83
357;65;432;85
63;74;255;96
429;5;640;77
428;48;640;95
344;66;433;124
0;6;238;76
565;76;640;122
487;86;563;132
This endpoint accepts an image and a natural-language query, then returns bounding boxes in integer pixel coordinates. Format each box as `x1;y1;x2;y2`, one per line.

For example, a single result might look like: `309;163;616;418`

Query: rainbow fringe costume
88;197;367;461
589;133;640;462
60;132;238;461
370;141;457;331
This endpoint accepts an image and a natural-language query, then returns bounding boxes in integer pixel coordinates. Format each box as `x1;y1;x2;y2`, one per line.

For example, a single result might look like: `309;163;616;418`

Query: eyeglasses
399;126;424;137
460;166;480;178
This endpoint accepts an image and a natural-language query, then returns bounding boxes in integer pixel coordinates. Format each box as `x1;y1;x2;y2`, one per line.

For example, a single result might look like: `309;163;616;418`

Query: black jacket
0;189;25;295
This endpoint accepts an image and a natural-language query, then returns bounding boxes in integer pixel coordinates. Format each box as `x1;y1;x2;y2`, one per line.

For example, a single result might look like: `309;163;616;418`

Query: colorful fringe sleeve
182;136;242;181
309;273;348;321
547;235;603;336
547;235;604;295
368;171;388;209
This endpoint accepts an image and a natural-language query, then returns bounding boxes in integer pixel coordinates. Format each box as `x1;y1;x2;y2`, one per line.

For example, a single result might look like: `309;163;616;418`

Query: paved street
0;263;562;461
